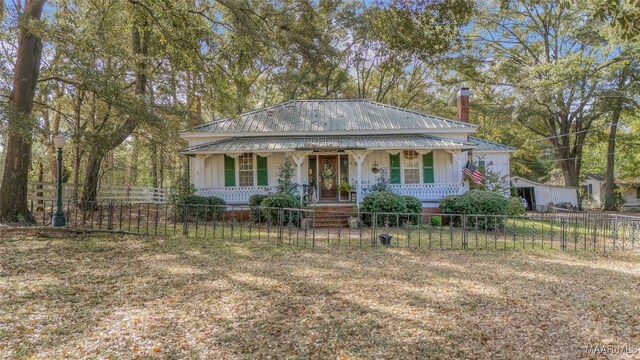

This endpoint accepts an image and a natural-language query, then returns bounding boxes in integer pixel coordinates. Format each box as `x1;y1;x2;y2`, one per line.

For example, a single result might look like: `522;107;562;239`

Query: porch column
291;151;308;204
349;151;368;208
194;154;204;192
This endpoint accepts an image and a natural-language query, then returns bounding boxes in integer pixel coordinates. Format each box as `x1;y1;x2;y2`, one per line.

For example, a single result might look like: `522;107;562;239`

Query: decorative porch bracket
347;150;369;208
290;151;310;205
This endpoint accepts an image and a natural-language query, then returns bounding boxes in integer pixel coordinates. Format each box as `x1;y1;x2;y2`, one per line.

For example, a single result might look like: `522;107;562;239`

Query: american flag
463;161;485;184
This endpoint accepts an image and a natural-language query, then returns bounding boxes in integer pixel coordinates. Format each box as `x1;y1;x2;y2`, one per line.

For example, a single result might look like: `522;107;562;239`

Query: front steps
306;205;355;228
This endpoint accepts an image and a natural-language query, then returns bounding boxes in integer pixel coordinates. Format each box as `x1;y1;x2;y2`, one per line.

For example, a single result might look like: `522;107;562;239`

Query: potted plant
338;181;352;201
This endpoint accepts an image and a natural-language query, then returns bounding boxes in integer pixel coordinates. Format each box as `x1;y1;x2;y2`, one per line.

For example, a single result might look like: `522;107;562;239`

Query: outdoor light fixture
53;134;66;149
51;134;66;228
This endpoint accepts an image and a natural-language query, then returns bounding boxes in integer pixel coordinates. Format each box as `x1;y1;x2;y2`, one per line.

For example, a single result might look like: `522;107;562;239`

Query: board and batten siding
191;149;473;189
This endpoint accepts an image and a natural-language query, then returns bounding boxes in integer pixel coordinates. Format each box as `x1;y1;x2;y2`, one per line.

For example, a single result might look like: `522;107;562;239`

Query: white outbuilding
512;176;579;211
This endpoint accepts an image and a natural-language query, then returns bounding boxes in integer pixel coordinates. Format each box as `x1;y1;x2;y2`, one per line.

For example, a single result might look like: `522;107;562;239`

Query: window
636;187;640;199
238;153;254;186
581;184;593;196
403;150;420;184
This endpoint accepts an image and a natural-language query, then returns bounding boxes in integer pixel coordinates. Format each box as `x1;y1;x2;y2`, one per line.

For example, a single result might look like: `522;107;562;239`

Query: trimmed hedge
360;191;421;226
261;193;300;225
439;190;510;229
181;195;225;221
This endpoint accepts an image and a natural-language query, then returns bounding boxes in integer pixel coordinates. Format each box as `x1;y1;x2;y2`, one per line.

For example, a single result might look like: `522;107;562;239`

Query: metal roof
182;135;476;154
470;137;516;152
182;99;476;134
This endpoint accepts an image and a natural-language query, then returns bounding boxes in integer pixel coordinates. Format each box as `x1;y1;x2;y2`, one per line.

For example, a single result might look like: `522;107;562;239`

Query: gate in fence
26;200;640;251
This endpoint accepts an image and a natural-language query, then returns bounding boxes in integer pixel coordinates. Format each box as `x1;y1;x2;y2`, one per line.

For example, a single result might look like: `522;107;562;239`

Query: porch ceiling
181;135;476;154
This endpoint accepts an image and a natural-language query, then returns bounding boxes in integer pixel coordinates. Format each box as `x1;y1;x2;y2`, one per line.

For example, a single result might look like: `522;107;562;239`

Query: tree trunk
81;151;103;207
558;158;580;188
150;142;158;188
0;0;47;223
129;134;139;186
603;109;620;211
604;70;628;211
80;17;147;204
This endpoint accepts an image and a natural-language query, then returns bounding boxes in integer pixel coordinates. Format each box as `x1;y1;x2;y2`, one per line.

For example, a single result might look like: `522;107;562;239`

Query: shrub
430;215;442;227
507;197;526;216
439;195;462;214
276;155;298;196
261;193;300;225
168;172;195;208
439;190;510;230
402;195;423;225
182;195;225;221
360;191;421;226
248;194;268;222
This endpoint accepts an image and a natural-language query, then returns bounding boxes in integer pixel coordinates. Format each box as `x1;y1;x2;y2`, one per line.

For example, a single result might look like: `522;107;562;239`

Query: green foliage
338;181;352;192
507;197;526;216
181;195;226;221
430;215;442;227
168;172;196;207
360;191;421;226
403;195;422;215
368;168;391;193
276;155;298;196
440;190;510;229
261;193;299;225
248;194;269;223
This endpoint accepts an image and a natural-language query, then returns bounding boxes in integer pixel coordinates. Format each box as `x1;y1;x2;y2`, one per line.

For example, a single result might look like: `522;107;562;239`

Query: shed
512;176;579;211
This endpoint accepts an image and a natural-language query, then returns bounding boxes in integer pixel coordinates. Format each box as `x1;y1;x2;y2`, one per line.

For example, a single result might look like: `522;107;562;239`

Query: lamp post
51;134;66;227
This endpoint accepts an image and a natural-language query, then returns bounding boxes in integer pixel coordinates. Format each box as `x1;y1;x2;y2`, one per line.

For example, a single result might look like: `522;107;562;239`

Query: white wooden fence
27;182;167;205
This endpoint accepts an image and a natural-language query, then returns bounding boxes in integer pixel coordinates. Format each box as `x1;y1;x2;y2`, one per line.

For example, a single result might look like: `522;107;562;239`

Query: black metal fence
24;200;640;251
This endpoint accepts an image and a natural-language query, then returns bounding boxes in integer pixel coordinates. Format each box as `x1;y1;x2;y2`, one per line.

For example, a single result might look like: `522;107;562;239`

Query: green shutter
478;160;486;174
423;152;434;183
224;155;235;187
389;153;401;184
257;155;268;186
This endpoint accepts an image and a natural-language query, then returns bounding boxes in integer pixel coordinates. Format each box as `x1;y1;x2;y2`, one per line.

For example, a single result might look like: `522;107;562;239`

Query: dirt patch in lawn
1;234;639;359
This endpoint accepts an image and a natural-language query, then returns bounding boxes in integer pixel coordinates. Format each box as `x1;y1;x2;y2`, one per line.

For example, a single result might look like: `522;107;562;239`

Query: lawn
1;229;639;359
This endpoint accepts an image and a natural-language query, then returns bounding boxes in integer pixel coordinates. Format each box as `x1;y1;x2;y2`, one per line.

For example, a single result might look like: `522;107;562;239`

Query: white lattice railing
197;186;276;204
386;183;464;200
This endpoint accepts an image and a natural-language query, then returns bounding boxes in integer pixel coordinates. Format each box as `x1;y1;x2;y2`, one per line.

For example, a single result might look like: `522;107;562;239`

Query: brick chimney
456;87;470;122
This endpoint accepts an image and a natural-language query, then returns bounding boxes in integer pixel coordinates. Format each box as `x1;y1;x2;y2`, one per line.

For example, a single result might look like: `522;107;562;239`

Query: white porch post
194;154;204;193
291;151;307;204
349;151;368;208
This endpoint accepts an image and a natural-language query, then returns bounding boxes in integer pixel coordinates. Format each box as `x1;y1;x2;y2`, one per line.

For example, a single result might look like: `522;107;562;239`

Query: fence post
278;207;284;243
183;205;189;237
107;202;114;231
462;214;467;250
371;213;377;246
561;218;567;251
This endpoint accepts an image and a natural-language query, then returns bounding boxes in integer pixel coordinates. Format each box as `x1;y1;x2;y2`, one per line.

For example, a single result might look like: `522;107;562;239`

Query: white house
581;173;606;209
179;89;514;208
512;176;579;211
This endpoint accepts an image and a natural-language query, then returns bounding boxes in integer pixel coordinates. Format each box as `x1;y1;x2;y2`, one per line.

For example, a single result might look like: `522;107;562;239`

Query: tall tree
0;0;47;222
465;0;622;186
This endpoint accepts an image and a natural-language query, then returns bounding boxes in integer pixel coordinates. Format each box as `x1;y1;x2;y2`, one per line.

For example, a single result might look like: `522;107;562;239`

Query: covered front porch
184;135;474;207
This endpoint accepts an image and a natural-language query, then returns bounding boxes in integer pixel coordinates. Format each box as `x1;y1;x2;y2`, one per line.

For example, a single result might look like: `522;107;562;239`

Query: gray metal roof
182;99;476;134
470;137;515;152
182;135;476;154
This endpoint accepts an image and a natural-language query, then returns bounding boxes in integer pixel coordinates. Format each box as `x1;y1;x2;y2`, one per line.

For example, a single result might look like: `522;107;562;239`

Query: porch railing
386;183;464;200
198;186;276;204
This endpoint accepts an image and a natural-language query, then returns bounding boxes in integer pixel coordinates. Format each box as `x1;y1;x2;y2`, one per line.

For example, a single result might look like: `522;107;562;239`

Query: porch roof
469;137;516;152
181;135;476;154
